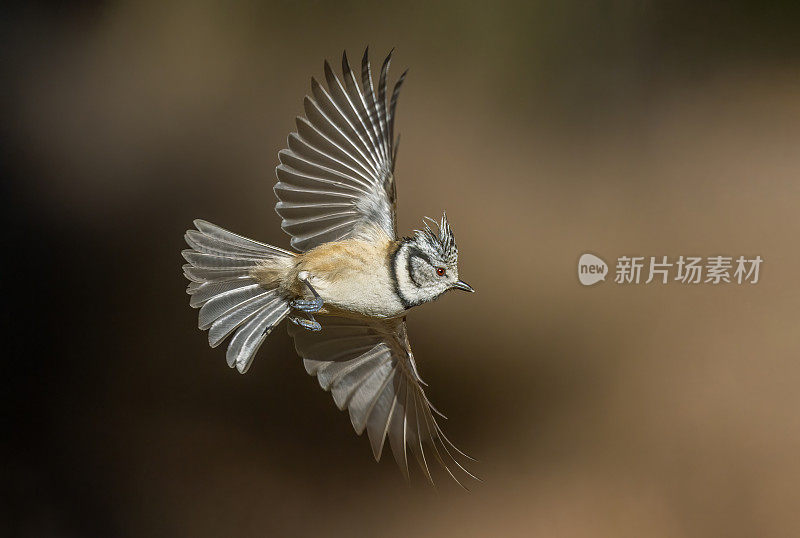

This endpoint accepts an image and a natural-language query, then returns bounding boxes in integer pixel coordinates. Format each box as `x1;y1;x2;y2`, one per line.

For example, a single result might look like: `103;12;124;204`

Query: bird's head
393;213;474;308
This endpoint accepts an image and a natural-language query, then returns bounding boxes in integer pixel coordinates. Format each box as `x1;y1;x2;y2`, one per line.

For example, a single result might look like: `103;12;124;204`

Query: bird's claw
289;315;321;332
290;297;324;313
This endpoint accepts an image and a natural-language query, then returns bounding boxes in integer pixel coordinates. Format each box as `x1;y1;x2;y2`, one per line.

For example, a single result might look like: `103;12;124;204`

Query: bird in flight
182;48;477;487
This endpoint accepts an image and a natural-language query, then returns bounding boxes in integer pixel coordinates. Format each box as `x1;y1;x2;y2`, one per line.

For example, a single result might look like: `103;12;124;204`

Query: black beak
452;280;475;293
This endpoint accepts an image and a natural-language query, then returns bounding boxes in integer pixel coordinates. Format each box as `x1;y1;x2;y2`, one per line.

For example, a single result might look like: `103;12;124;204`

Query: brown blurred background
4;1;800;536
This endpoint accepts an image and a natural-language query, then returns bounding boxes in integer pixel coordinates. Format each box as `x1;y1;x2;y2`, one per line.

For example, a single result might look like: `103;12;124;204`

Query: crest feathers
413;212;458;265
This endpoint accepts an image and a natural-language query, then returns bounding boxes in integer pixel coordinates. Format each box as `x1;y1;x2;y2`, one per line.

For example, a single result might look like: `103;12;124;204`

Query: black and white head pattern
393;213;461;308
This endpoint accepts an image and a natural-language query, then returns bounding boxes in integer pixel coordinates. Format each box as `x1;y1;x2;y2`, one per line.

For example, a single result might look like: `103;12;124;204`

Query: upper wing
289;316;478;488
274;48;407;252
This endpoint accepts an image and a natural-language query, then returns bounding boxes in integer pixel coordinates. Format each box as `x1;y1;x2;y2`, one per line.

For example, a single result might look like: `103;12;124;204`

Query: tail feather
225;296;290;372
183;220;295;373
197;283;265;327
188;278;255;308
183;265;250;283
207;290;279;347
192;219;294;257
183;250;261;269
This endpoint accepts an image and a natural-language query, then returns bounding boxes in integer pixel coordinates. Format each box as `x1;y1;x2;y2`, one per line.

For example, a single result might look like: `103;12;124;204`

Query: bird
182;48;477;487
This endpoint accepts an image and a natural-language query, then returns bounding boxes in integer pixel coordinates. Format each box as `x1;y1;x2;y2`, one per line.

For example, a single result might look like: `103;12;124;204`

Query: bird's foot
289;314;322;332
290;296;324;313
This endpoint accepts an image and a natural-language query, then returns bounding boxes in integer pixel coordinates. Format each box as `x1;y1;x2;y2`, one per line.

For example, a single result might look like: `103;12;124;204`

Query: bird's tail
182;220;295;373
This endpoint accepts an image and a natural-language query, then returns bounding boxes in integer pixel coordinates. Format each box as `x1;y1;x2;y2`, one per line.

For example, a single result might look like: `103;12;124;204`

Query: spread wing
289;316;478;488
274;48;406;252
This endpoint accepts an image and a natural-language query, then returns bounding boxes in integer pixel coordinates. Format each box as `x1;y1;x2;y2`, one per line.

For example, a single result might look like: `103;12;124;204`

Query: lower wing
289;316;478;488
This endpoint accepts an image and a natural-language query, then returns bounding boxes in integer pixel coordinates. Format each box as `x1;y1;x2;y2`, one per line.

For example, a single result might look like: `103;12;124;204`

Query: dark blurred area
4;1;800;536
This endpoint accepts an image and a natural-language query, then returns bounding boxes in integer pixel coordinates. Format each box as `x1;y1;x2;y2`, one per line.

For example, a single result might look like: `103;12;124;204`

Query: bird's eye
436;267;446;277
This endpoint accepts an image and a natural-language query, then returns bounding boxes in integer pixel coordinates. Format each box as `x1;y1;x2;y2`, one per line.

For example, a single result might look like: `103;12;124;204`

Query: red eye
436;267;446;276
